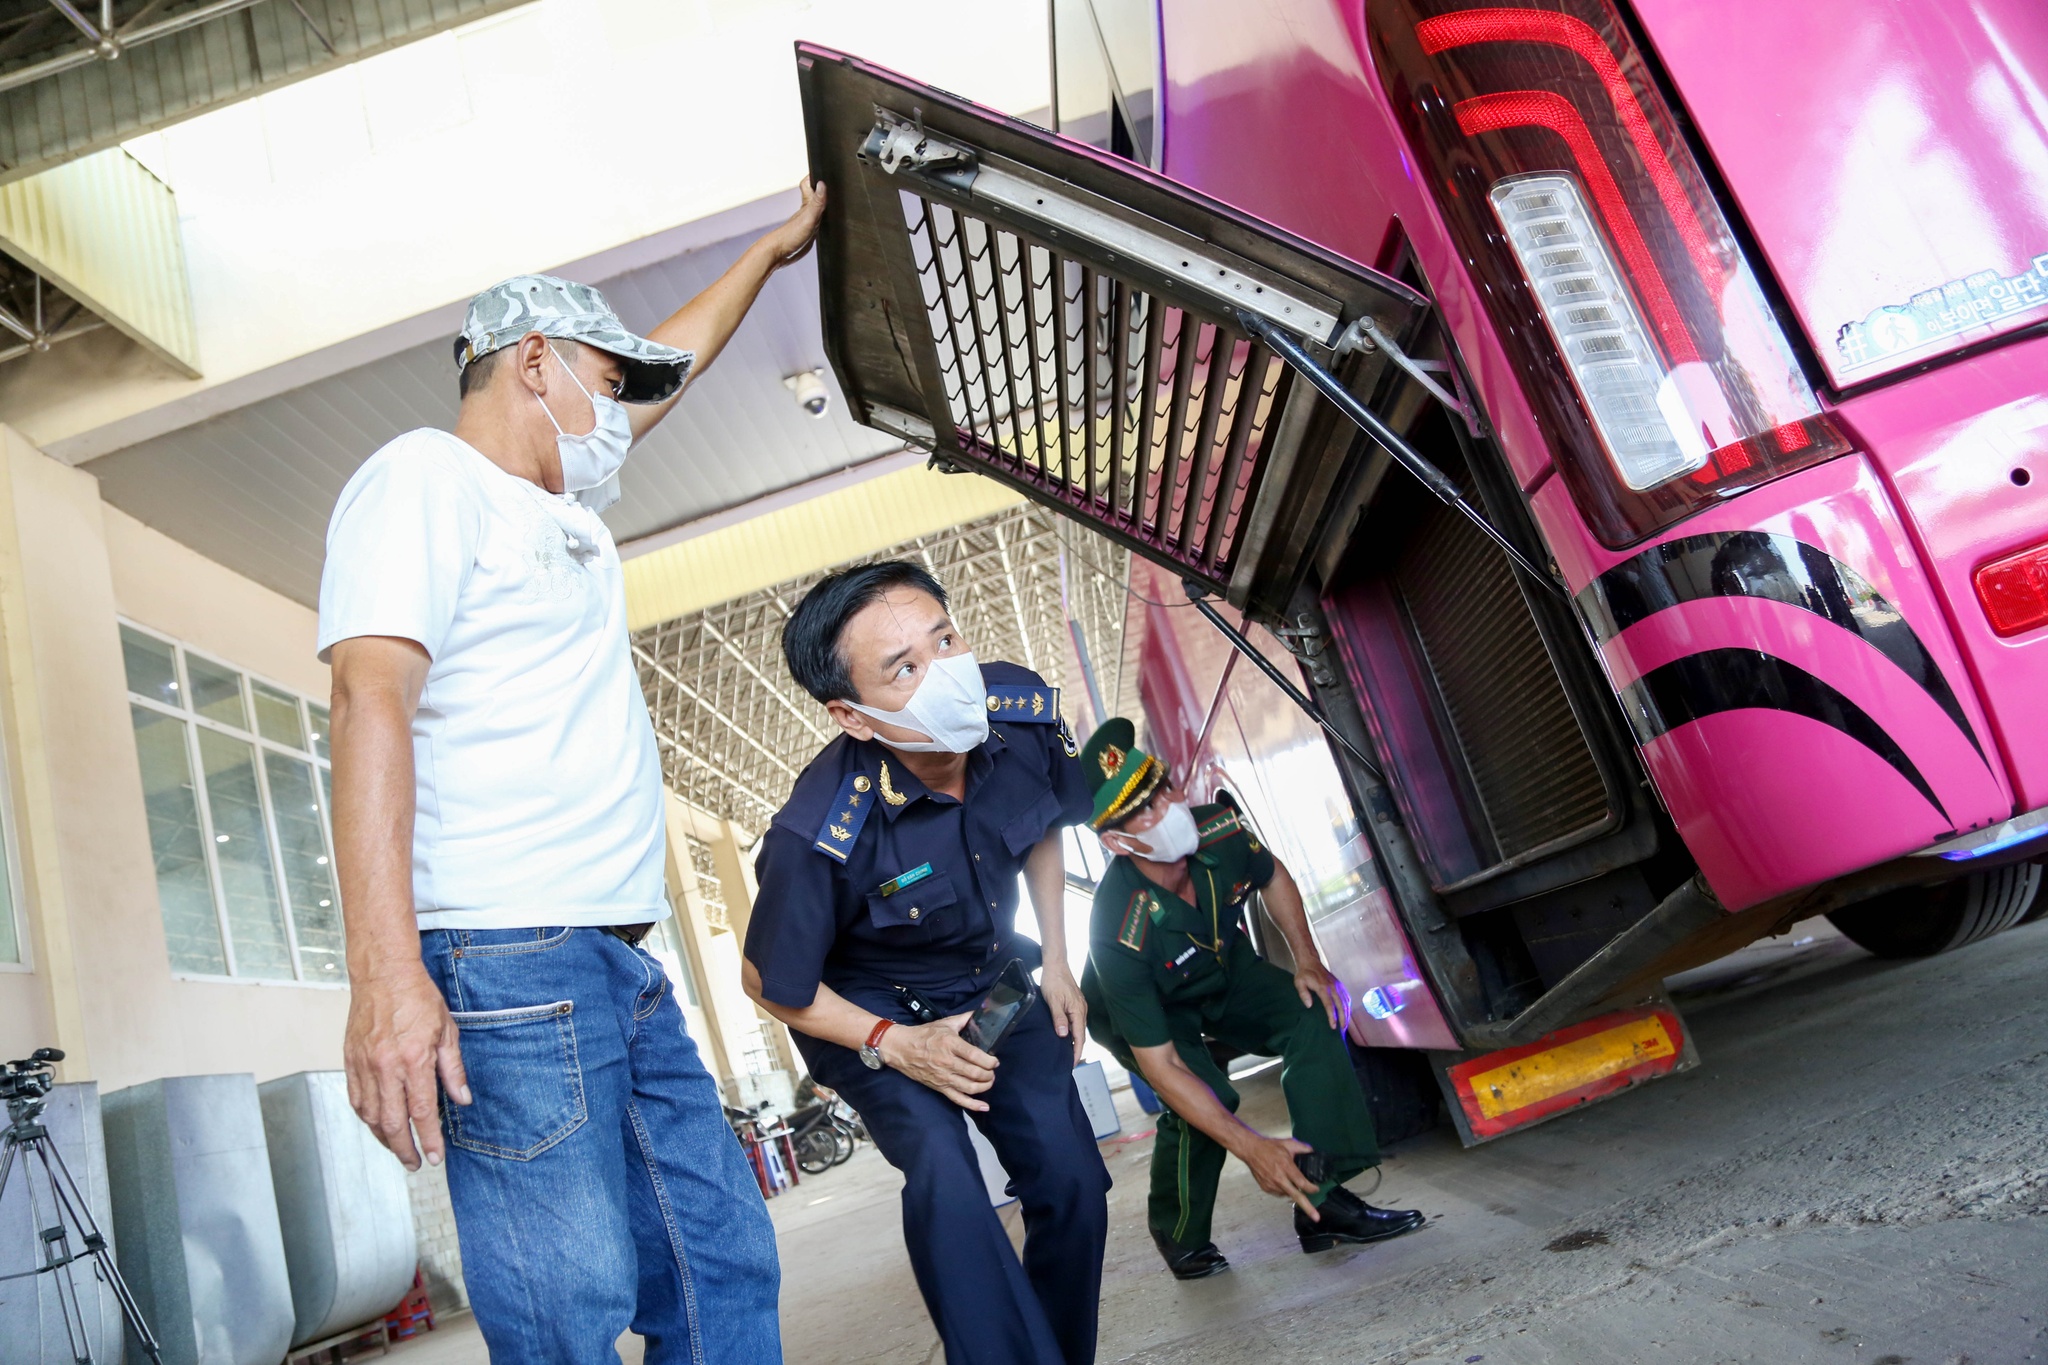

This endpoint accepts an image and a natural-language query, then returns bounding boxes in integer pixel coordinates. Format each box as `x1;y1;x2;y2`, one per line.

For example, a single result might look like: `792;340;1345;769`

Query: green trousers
1131;950;1381;1251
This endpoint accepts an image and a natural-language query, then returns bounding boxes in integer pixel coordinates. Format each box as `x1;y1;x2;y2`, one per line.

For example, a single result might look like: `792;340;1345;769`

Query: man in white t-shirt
320;181;822;1363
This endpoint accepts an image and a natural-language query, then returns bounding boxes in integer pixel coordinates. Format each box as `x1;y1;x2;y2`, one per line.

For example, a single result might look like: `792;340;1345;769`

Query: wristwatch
860;1019;895;1071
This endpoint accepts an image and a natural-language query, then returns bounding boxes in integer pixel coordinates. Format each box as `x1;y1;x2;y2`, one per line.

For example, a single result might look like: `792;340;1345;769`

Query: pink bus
796;0;2048;1141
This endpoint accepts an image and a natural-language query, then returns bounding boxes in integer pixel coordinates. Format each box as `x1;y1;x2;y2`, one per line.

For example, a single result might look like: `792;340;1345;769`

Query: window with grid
120;623;344;983
685;834;729;932
738;1023;782;1078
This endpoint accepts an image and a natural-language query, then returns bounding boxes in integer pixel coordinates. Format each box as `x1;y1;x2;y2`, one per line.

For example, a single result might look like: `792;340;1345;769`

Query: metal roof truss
633;503;1133;830
0;0;530;184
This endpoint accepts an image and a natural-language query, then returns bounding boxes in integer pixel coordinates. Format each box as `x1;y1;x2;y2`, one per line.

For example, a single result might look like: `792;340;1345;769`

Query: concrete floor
390;915;2048;1364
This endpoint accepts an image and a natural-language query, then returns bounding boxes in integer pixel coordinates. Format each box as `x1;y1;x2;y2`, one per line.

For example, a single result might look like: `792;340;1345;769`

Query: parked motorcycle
785;1082;868;1174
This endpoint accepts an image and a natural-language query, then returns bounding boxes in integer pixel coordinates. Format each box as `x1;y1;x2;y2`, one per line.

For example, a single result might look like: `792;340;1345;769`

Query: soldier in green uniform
1077;718;1427;1279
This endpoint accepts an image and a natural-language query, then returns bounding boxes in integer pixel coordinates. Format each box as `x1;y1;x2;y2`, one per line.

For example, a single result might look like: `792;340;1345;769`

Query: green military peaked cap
1080;717;1167;830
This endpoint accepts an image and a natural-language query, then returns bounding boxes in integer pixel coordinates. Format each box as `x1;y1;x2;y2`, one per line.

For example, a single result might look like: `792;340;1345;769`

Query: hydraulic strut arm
1182;586;1383;782
1233;309;1565;600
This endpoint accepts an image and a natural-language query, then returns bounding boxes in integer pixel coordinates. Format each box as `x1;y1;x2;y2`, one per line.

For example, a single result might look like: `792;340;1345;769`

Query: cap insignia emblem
1099;743;1126;780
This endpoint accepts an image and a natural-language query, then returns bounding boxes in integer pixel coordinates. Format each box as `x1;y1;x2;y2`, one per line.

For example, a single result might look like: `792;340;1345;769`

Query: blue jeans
422;927;781;1363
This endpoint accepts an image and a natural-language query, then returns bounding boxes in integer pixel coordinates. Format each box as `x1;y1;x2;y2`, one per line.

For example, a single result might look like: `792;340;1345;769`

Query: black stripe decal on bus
1614;648;1948;824
1577;531;1985;766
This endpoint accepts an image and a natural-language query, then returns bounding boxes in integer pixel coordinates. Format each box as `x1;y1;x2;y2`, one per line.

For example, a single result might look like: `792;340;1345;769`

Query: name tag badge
878;863;934;898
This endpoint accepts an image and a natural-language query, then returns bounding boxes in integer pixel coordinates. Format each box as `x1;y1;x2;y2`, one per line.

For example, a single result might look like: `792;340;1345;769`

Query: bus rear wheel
1828;862;2043;959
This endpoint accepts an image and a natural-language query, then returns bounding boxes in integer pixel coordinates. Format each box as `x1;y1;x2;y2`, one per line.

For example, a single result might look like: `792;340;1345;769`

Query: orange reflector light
1975;539;2048;638
1447;1006;1688;1141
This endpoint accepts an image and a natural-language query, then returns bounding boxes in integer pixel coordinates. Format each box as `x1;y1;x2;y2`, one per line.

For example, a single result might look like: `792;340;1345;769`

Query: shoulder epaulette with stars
1198;808;1244;848
984;684;1059;722
1117;885;1158;952
813;771;877;862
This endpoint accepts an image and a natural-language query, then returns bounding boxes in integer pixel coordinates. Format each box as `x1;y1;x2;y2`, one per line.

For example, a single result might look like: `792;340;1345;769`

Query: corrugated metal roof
83;219;901;606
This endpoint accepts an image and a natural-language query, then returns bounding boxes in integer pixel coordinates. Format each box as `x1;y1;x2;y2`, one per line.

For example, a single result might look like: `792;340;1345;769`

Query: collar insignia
1117;887;1154;952
877;760;909;807
1198;809;1242;847
985;684;1060;722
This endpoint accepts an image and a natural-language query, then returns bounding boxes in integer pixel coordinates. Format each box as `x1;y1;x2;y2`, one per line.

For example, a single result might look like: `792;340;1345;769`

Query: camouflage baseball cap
454;274;694;404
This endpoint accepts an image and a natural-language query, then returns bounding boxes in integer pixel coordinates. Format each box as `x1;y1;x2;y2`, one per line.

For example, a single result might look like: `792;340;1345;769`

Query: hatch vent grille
899;192;1293;590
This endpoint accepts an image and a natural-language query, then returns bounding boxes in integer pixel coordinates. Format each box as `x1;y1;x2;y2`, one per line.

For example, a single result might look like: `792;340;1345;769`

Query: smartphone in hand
960;958;1038;1054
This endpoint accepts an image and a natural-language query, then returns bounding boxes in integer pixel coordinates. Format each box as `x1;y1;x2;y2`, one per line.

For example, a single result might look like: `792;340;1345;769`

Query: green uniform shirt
1083;805;1275;1052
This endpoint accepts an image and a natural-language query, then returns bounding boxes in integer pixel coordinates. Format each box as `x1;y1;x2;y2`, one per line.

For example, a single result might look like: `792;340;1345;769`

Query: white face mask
1122;800;1199;863
536;347;634;502
847;652;991;754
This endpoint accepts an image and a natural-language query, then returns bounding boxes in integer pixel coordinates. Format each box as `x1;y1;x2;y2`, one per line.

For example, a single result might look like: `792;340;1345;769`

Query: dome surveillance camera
784;368;831;419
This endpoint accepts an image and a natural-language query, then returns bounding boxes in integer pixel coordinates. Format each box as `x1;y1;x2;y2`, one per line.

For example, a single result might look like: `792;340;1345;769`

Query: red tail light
1367;0;1852;546
1975;540;2048;638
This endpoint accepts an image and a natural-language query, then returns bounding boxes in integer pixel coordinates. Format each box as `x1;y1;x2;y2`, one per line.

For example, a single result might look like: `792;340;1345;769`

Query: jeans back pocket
444;1000;587;1161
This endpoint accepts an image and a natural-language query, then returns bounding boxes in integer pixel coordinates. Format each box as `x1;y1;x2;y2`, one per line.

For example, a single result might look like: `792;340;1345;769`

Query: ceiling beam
0;0;534;186
0;145;200;373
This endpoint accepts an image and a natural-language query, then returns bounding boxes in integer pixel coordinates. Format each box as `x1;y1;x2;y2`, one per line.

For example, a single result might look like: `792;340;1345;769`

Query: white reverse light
1489;174;1715;490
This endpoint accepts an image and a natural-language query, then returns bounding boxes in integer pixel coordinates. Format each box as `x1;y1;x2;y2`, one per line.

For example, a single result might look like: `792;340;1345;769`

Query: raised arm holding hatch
324;186;821;1362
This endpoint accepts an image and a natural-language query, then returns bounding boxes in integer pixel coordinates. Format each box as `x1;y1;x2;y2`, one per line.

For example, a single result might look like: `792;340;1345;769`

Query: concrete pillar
0;427;100;1080
701;815;800;1083
663;793;741;1091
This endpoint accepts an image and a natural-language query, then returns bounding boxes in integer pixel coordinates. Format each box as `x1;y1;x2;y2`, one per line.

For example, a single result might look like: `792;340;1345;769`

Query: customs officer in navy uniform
742;560;1109;1365
1077;718;1425;1280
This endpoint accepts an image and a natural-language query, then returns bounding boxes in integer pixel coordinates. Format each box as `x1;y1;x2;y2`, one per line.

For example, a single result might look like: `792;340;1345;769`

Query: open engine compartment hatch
796;44;1430;608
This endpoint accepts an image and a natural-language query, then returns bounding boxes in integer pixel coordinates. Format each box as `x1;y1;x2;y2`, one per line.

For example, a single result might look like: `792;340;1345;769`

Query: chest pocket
1001;786;1066;857
1153;939;1229;1003
866;870;959;931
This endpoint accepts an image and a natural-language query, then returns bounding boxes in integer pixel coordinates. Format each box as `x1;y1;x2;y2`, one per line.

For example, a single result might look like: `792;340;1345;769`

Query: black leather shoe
1295;1186;1426;1253
1151;1229;1231;1280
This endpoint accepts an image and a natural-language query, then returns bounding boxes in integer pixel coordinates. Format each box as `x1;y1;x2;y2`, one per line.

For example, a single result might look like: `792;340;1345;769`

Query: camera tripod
0;1049;163;1364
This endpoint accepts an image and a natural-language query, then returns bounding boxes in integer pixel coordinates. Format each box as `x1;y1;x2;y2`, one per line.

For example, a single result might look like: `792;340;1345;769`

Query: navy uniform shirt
747;661;1090;1010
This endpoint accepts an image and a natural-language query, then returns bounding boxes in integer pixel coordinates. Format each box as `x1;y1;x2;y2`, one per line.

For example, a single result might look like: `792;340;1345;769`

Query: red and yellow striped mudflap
1446;1005;1690;1141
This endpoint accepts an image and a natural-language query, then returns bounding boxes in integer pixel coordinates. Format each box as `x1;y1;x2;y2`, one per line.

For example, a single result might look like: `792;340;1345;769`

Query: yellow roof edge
624;462;1026;629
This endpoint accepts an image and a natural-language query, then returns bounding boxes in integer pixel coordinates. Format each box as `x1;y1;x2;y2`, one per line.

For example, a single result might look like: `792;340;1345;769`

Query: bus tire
2022;861;2048;925
1828;862;2043;958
